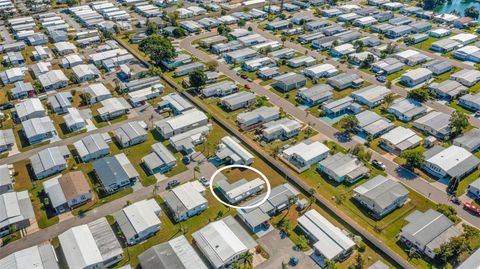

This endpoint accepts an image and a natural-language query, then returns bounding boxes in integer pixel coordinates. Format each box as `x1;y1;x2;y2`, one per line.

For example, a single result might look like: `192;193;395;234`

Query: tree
241;251;253;267
422;0;446;10
238;19;246;27
297;235;309;250
152;183;160;196
281;36;287;46
247;26;252;31
436;204;460;223
384;93;395;107
400;149;424;169
217;24;232;36
147;66;162;77
189;70;207;89
193;165;201;179
434;235;471;265
146;20;159;35
407;88;430;102
465;6;480;19
278;218;292;235
172;27;187;38
449;111;469;137
324;259;337;269
139;35;177;66
353;40;364;53
66;0;78;7
340;115;359;134
463;224;480;240
206;61;218;71
359;53;375;69
355;254;365;269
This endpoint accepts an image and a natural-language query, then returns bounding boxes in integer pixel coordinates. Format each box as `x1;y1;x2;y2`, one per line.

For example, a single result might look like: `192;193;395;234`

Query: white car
199;176;209;187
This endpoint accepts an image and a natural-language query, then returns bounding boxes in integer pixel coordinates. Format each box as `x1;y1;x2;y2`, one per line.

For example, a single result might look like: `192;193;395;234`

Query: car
245;84;251;89
376;75;386;83
240;74;248;79
199;176;209;187
372;160;386;170
475;111;480;118
464;202;480;216
167;179;180;189
182;156;191;165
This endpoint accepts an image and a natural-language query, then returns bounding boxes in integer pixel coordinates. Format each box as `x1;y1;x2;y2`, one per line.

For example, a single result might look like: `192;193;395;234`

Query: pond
434;0;480;16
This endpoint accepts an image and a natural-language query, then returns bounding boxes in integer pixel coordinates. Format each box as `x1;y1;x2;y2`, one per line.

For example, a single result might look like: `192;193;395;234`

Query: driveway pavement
257;229;319;269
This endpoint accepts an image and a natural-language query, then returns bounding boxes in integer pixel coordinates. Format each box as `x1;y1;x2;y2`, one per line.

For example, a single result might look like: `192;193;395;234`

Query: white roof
171;181;207;210
120;199;161;234
427;145;474;172
449;33;477;43
282;141;329;163
226;178;265;201
298;209;355;260
381;126;422;148
15;98;44;119
59;225;103;268
305;63;337;74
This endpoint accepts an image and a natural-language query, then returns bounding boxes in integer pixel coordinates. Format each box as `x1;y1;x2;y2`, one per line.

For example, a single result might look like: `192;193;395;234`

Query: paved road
179;30;480;230
0;153;217;259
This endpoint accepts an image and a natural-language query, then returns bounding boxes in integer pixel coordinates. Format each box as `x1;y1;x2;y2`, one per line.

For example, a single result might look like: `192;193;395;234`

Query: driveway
256;229;320;269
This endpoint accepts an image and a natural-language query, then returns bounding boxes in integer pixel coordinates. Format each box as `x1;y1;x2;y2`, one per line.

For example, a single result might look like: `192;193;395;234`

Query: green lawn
412;37;439;51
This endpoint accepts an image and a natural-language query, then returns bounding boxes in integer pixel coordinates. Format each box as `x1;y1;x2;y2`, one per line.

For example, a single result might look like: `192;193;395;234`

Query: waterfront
435;0;480;16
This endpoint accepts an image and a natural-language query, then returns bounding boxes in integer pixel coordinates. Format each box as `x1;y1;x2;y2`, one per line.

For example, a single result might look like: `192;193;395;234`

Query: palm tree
193;165;201;179
152;183;160;196
231;261;242;269
241;251;253;267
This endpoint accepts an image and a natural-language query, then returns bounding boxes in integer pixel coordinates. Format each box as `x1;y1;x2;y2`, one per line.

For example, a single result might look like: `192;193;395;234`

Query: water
434;0;480;16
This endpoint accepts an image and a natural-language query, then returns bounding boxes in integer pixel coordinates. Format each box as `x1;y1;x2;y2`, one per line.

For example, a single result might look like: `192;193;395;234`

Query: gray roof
424;145;480;178
0;129;14;148
11;81;33;96
236;106;279;125
274;72;306;85
114;121;147;145
457;248;480;269
453;128;480;152
429;80;467;97
30;147;67;177
388;97;427;119
138;235;208;269
327;73;361;87
161;93;192;112
22;117;56;141
0;243;60;269
88;217;124;261
73;133;109;159
0;165;11;187
48;91;72;111
355;110;394;136
142;142;176;171
298;84;333;103
319;153;370;179
402;209;460;249
414;111;451;136
220;91;256;107
353;175;409;212
0;191;34;231
93;155;130;187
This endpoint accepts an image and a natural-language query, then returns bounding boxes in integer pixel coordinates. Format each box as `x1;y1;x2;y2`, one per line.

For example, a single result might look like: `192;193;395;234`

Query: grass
412;37;439;51
13;125;50;152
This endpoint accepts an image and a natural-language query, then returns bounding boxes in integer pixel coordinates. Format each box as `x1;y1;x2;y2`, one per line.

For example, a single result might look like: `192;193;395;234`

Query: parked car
372;159;386;171
199;176;209;187
167;179;180;189
245;84;251;89
464;202;480;216
475;111;480;118
182;156;191;165
240;74;248;79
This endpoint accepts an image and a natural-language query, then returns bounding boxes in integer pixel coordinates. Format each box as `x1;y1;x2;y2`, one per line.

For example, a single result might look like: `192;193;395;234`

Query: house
386;25;412;38
266;20;289;31
429;28;451;38
0;67;24;84
457;248;480;269
0;191;34;237
0;243;60;269
297;84;333;105
71;64;100;83
142;142;176;174
388;97;427;122
30;146;68;179
453;128;480;152
114;121;147;148
400;68;433;87
169;125;212;154
53;41;76;55
158;93;192;115
303;64;338;79
267;48;296;60
271;73;307;92
322;96;358;115
242;57;275;72
353;16;377;27
59;218;124;269
355;110;395;138
468;178;480;199
224;48;258;64
352;85;392;108
22;116;57;145
93;154;139;193
380;126;422;153
298;209;355;261
394;50;430;66
399;209;461;259
452;46;480;63
123;76;162;93
330;44;355;58
0;130;14;154
43;171;92;213
371;58;405;75
83;83;112;103
38;70;69;91
10;81;33;99
410;21;432;33
238;34;267;47
371;23;395;34
48;92;72;114
164;181;207;222
220;91;256;111
353;175;409;219
282;141;329;172
459;93;480;111
174;62;204;77
305;20;330;31
327;73;363;90
14;98;45;122
180;20;202;33
322;8;343;17
97;97;131;121
423;60;452;75
258;67;281;80
454;17;476;29
155;109;209;139
430;39;461;53
449;33;477;45
413;111;451;139
215;136;254;166
114;199;161;245
63;108;86;132
73;133;110;162
317;153;370;183
192;216;257;269
409;33;429;44
451;69;480;87
61;54;83;68
288;55;316;68
423;145;480;180
236;106;280;130
216;178;265;204
429;80;467;100
138;235;208;269
201;80;237;98
262;118;302;141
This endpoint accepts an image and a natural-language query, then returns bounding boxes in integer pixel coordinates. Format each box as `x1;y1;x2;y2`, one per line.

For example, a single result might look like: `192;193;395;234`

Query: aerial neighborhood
0;0;479;269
